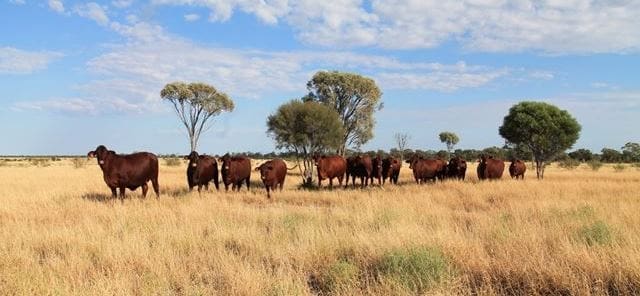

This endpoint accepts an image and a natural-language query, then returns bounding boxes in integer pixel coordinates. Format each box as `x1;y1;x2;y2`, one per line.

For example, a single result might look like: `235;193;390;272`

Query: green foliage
375;246;449;293
568;148;594;162
164;158;182;167
587;160;603;171
71;158;86;169
438;131;459;153
315;260;360;294
578;221;613;246
267;100;344;153
160;81;235;151
305;71;382;154
600;148;622;163
621;142;640;162
613;163;626;172
558;158;581;170
499;101;581;179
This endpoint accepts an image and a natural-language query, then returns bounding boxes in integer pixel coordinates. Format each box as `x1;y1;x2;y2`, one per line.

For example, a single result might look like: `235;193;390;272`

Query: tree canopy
160;82;234;151
304;71;382;155
266;99;344;185
438;132;459;153
499;101;581;179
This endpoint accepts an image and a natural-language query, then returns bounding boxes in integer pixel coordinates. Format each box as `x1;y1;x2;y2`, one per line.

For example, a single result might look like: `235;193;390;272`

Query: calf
255;158;288;199
509;159;527;180
382;157;401;185
87;145;159;200
220;154;251;191
448;156;467;181
477;155;505;180
185;151;219;193
314;155;346;189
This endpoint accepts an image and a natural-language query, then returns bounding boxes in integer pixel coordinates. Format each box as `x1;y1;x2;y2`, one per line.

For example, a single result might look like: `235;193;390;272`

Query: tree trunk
189;133;197;152
535;160;545;179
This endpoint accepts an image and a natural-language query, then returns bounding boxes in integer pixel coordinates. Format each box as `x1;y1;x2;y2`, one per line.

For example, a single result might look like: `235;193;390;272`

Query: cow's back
319;156;346;178
485;159;505;179
106;152;158;187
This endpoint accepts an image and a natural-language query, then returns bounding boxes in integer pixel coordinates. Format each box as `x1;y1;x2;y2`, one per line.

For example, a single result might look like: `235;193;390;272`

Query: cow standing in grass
185;151;219;193
314;155;346;189
87;145;159;200
220;154;251;191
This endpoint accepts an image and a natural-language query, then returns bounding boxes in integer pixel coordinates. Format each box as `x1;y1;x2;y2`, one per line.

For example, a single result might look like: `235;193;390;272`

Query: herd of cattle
86;145;528;200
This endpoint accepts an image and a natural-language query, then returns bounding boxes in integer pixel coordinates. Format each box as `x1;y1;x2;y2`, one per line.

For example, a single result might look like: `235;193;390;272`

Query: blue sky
1;0;639;155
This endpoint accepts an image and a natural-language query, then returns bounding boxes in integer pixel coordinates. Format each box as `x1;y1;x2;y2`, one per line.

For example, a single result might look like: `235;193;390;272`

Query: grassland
0;158;639;295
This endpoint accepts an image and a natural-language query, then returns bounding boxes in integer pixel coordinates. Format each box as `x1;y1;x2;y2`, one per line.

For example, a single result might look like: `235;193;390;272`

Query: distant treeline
1;144;638;164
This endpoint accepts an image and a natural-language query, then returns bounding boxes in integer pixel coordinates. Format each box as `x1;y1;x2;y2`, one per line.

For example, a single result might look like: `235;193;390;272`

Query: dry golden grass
1;158;639;295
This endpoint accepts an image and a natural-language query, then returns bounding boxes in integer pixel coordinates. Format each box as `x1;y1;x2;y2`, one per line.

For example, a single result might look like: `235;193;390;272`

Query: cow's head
312;154;323;166
256;162;275;181
220;154;232;171
186;151;199;167
87;145;114;165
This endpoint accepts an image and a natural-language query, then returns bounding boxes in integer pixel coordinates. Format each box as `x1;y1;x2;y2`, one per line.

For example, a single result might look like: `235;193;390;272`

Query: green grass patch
578;220;613;246
374;246;450;293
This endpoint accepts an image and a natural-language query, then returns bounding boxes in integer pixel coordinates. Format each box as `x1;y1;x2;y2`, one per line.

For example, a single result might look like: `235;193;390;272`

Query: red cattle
509;159;527;180
185;151;219;193
447;156;467;181
369;155;383;186
313;155;346;189
382;157;401;185
255;158;289;199
87;145;159;200
220;154;251;191
345;155;373;189
477;155;505;180
406;155;447;184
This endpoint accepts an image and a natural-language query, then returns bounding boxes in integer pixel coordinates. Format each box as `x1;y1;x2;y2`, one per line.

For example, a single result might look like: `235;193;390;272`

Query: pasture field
1;158;639;295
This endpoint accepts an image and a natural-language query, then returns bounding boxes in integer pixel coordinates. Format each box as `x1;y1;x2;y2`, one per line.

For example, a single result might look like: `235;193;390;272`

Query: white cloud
48;0;64;13
74;3;110;26
529;71;554;80
150;0;640;54
184;13;200;22
9;0;26;5
0;47;62;74
112;0;133;8
14;21;511;114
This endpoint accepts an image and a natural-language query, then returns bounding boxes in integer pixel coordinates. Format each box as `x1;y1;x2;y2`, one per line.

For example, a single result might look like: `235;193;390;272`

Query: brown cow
369;155;383;186
382;157;401;185
509;159;527;180
313;155;346;189
448;156;467;181
345;154;373;189
220;154;251;191
87;145;159;200
477;155;505;180
406;155;447;184
185;151;219;192
255;158;294;199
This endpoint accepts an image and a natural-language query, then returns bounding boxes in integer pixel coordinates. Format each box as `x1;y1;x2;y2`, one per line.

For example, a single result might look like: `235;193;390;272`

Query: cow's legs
110;187;117;198
141;183;148;198
197;184;203;193
151;177;160;198
329;177;333;190
245;177;250;191
119;186;126;202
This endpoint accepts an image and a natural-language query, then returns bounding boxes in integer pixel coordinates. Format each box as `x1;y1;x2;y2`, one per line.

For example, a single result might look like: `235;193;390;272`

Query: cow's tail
286;164;299;170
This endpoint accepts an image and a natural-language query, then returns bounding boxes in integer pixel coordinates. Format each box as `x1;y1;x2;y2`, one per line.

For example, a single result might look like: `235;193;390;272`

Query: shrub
578;221;612;246
613;163;626;172
587;160;603;171
315;260;360;294
632;163;640;171
30;159;51;167
164;158;182;167
71;158;86;169
558;158;580;170
375;246;449;293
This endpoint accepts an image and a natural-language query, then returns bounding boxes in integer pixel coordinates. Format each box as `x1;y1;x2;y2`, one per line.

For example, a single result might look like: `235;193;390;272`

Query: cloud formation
0;47;62;74
147;0;640;54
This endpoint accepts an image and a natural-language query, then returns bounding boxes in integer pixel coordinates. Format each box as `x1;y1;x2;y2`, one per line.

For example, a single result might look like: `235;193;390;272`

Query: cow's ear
109;150;116;155
87;151;95;158
183;155;190;160
254;166;261;171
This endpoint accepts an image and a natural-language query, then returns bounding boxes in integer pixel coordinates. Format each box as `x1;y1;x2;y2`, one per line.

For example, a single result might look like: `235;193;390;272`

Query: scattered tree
568;148;594;162
160;82;235;151
499;101;581;179
621;142;640;162
438;132;459;154
304;71;383;156
394;133;410;161
266;99;344;186
600;148;623;163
